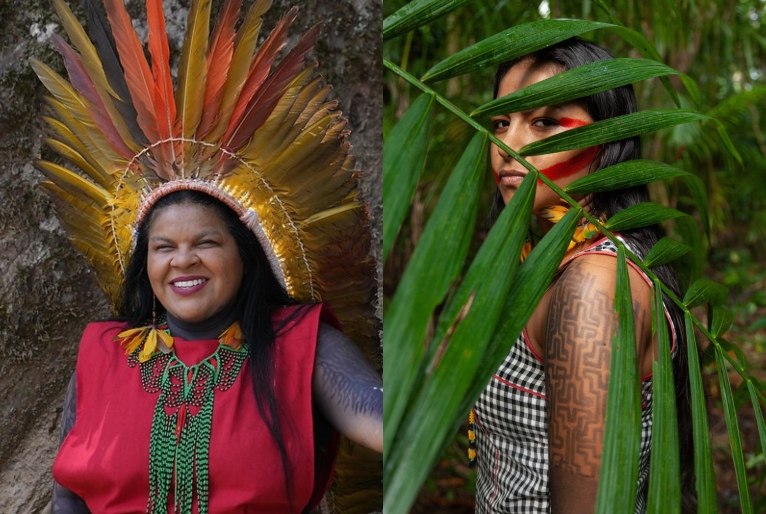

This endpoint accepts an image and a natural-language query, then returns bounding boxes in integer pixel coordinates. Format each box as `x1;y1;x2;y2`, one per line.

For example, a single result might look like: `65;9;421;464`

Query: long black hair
491;38;695;511
118;189;306;502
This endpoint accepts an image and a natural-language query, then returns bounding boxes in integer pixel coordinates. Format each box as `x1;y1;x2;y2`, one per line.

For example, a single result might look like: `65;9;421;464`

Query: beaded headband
32;0;375;337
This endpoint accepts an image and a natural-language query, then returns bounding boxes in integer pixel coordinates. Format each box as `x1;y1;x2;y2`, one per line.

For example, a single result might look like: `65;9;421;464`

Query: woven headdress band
32;0;375;333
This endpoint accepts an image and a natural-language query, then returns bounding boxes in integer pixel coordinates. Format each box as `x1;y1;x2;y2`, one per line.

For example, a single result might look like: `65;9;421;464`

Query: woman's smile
147;203;244;324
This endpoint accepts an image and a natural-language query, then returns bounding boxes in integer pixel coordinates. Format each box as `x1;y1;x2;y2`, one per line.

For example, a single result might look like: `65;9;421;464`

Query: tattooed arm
543;255;652;513
313;323;383;453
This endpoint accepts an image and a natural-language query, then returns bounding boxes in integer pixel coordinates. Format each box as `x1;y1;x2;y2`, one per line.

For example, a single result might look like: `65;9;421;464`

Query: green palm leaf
683;278;728;308
565;160;692;195
520;110;709;155
715;347;753;514
384;170;535;513
647;281;680;513
472;58;684;118
383;132;487;453
643;237;691;268
422;19;663;83
383;0;476;41
383;93;435;261
595;246;640;513
606;202;686;232
685;314;718;514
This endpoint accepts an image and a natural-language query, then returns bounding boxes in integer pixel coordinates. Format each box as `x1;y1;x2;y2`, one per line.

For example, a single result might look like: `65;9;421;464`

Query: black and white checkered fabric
474;237;669;513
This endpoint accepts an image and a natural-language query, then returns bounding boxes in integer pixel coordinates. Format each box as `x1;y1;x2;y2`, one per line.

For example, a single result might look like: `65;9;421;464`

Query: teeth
173;278;205;288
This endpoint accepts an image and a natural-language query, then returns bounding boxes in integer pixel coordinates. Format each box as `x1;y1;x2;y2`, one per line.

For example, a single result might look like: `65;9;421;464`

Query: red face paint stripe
539;146;600;183
559;117;590;128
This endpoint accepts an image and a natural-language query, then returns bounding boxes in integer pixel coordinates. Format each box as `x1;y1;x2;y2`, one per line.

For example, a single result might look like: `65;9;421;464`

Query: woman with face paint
471;38;692;513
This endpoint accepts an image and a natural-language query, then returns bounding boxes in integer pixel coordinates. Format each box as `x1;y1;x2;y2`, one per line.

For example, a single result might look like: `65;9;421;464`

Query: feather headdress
33;1;378;509
32;0;374;336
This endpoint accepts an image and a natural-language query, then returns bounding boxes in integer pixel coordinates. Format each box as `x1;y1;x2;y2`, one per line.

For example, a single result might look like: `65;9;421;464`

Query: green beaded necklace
123;323;248;514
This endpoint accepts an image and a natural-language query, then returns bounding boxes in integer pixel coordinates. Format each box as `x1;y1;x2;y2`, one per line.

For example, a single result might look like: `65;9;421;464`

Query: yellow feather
41;116;113;188
44;138;109;188
139;329;158;362
176;0;212;140
240;68;315;161
52;0;119;98
35;160;110;205
43;89;127;174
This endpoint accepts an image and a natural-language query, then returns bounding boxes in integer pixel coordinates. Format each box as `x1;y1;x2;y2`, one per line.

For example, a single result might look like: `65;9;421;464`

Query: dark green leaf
715;347;753;514
383;93;434;261
486;208;580;366
683;278;728;308
521;110;709;156
606;203;686;232
647;281;680;513
685;314;718;513
472;59;681;118
711;307;734;338
383;0;476;40
427;173;535;365
683;174;710;241
384;172;536;514
643;236;691;268
747;381;766;463
422;19;665;83
565;160;692;195
595;247;640;513
383;133;487;454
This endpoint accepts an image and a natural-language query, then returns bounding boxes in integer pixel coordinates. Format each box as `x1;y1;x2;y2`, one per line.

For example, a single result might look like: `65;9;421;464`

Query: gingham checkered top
474;237;675;513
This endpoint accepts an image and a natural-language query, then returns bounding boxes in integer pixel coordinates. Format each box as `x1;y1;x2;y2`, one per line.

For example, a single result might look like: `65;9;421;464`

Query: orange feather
224;23;319;152
146;0;176;137
203;0;269;143
102;0;159;143
222;7;298;149
196;0;242;138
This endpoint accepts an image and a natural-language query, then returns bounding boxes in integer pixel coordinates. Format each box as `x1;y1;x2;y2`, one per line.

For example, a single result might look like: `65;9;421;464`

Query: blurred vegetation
383;0;766;512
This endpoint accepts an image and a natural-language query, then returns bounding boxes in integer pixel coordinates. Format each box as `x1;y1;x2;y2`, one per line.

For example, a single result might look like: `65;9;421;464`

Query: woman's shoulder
78;320;129;350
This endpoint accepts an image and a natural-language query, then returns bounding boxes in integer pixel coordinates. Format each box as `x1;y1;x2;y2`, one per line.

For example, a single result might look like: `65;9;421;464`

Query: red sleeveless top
53;305;336;513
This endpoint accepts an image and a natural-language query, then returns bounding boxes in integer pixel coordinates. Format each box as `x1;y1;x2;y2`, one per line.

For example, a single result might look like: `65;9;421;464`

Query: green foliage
384;1;766;513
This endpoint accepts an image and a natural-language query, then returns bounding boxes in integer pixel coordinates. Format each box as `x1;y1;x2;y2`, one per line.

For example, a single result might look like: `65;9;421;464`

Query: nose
494;121;524;163
170;247;200;268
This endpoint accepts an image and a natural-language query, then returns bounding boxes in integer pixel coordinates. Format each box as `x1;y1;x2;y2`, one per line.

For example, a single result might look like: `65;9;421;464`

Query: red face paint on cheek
559;117;590;128
538;146;600;183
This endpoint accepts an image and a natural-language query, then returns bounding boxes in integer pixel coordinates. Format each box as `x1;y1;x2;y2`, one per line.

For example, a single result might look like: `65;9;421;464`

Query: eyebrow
149;230;223;242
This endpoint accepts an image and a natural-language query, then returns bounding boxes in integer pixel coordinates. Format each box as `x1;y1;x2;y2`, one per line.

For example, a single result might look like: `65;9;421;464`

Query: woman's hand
312;324;383;453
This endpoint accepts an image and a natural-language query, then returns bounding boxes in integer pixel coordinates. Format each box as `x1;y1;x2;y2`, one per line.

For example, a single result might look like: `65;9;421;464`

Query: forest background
383;0;766;512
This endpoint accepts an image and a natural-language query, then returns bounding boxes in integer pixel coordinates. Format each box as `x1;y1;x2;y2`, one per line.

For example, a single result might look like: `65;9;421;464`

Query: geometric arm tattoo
544;257;648;511
313;323;382;452
545;259;614;478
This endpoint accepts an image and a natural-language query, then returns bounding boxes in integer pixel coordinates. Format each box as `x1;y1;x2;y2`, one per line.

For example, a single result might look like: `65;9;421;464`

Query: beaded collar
117;321;247;513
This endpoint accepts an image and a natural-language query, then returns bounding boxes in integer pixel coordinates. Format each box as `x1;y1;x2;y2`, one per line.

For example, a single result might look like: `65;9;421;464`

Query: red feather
222;7;298;146
102;0;158;141
51;34;133;158
196;0;242;138
224;24;320;152
146;0;176;139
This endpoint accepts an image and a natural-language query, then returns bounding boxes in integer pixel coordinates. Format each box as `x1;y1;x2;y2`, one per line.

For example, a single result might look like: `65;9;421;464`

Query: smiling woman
146;199;245;325
33;0;381;512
